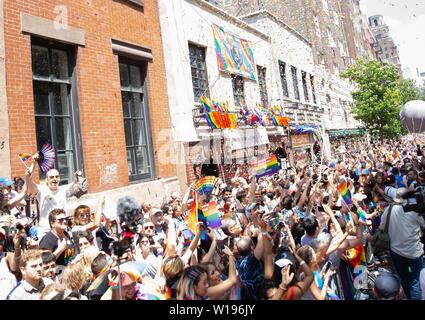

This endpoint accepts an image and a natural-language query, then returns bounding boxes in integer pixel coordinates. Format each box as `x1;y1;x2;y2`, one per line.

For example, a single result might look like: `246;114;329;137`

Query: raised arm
181;182;194;214
164;214;177;257
262;232;274;279
80;196;104;233
206;246;237;299
181;222;202;266
283;249;314;300
25;162;39;196
201;228;217;263
6;176;28;209
296;179;311;209
248;176;256;204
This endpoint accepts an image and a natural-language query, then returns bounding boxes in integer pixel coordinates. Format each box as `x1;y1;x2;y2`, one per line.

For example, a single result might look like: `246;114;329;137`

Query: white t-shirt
381;204;425;259
37;184;69;232
0;253;17;300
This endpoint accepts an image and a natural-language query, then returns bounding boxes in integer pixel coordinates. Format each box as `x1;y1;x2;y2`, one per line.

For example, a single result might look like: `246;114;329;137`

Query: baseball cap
374;272;401;299
152;208;163;215
0;177;13;186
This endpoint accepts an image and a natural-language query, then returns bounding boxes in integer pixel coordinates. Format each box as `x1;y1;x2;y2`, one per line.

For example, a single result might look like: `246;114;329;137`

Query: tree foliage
341;59;418;139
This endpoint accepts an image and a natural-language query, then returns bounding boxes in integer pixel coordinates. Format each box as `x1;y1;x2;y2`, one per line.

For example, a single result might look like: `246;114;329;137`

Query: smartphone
323;261;332;273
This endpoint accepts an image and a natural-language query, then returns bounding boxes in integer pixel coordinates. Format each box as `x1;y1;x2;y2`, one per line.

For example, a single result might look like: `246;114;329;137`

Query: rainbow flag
200;96;213;112
346;244;367;289
185;191;200;235
202;201;222;229
268;212;282;230
252;155;280;178
212;24;257;80
19;153;32;162
337;182;352;206
184;192;208;240
194;176;218;195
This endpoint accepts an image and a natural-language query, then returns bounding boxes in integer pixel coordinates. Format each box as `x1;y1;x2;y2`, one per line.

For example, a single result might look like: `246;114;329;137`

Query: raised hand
222;245;234;256
280;265;295;288
206;227;216;240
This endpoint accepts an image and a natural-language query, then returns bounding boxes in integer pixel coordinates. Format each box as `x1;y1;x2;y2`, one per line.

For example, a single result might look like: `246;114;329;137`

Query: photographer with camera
379;187;424;300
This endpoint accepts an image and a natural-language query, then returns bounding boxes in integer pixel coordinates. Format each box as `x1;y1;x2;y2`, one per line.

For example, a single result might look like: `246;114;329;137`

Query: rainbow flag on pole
252;155;280;178
337;182;352;206
184;192;208;240
185;191;200;235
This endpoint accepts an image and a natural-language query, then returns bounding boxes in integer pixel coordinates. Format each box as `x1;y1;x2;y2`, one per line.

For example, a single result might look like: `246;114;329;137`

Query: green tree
417;80;425;101
341;59;417;139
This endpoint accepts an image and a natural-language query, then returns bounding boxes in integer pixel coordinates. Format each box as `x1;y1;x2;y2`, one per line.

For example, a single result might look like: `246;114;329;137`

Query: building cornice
186;0;271;41
238;10;312;47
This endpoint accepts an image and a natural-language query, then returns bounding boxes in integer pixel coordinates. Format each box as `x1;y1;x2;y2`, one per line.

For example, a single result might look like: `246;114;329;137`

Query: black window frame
125;0;144;7
310;75;317;104
119;58;155;182
291;66;300;101
31;38;84;185
301;71;309;102
257;65;268;107
188;43;210;102
278;60;289;98
232;75;245;108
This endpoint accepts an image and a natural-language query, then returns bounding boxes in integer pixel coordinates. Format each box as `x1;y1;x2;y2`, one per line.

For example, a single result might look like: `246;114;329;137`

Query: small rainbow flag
19;153;33;162
268;212;282;230
194;176;218;195
337;182;352;206
252;155;280;178
202;201;222;229
346;244;367;273
200;96;213;112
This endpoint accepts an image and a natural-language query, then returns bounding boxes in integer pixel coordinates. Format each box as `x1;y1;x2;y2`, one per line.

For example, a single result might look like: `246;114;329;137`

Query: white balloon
400;100;425;133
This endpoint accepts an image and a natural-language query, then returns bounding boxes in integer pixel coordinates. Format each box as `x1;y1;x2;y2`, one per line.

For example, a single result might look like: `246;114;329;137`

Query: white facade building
240;11;322;126
158;0;348;175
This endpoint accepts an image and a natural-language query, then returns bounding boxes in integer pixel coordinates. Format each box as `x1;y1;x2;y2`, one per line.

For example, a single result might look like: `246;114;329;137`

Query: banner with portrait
212;24;257;80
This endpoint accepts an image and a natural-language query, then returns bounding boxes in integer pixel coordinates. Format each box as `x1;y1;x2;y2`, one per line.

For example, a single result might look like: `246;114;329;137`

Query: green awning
328;128;367;137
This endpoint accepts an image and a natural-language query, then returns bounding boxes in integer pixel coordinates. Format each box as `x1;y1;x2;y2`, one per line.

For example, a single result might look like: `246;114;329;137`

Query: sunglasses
55;218;67;224
144;225;154;230
78;213;90;218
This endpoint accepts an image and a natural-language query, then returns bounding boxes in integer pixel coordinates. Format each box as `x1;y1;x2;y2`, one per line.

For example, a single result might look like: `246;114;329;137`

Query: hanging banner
212;24;257;80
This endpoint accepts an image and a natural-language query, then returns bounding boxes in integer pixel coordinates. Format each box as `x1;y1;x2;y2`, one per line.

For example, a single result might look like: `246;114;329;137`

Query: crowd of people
1;135;425;300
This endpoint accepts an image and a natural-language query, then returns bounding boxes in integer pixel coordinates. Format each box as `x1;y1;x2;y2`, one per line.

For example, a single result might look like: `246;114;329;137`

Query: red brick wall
4;0;175;192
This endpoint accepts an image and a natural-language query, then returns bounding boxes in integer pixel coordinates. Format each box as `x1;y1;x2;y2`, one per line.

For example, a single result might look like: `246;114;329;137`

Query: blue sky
360;0;425;73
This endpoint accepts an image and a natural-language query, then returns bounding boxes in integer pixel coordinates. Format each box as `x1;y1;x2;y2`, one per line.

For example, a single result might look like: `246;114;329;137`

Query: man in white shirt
380;188;425;300
27;168;73;239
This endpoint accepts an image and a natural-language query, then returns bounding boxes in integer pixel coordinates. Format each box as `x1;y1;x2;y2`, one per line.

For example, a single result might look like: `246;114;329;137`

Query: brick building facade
0;0;179;208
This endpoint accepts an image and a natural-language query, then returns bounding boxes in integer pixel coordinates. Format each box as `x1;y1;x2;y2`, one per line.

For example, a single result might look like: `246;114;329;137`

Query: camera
402;187;425;216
